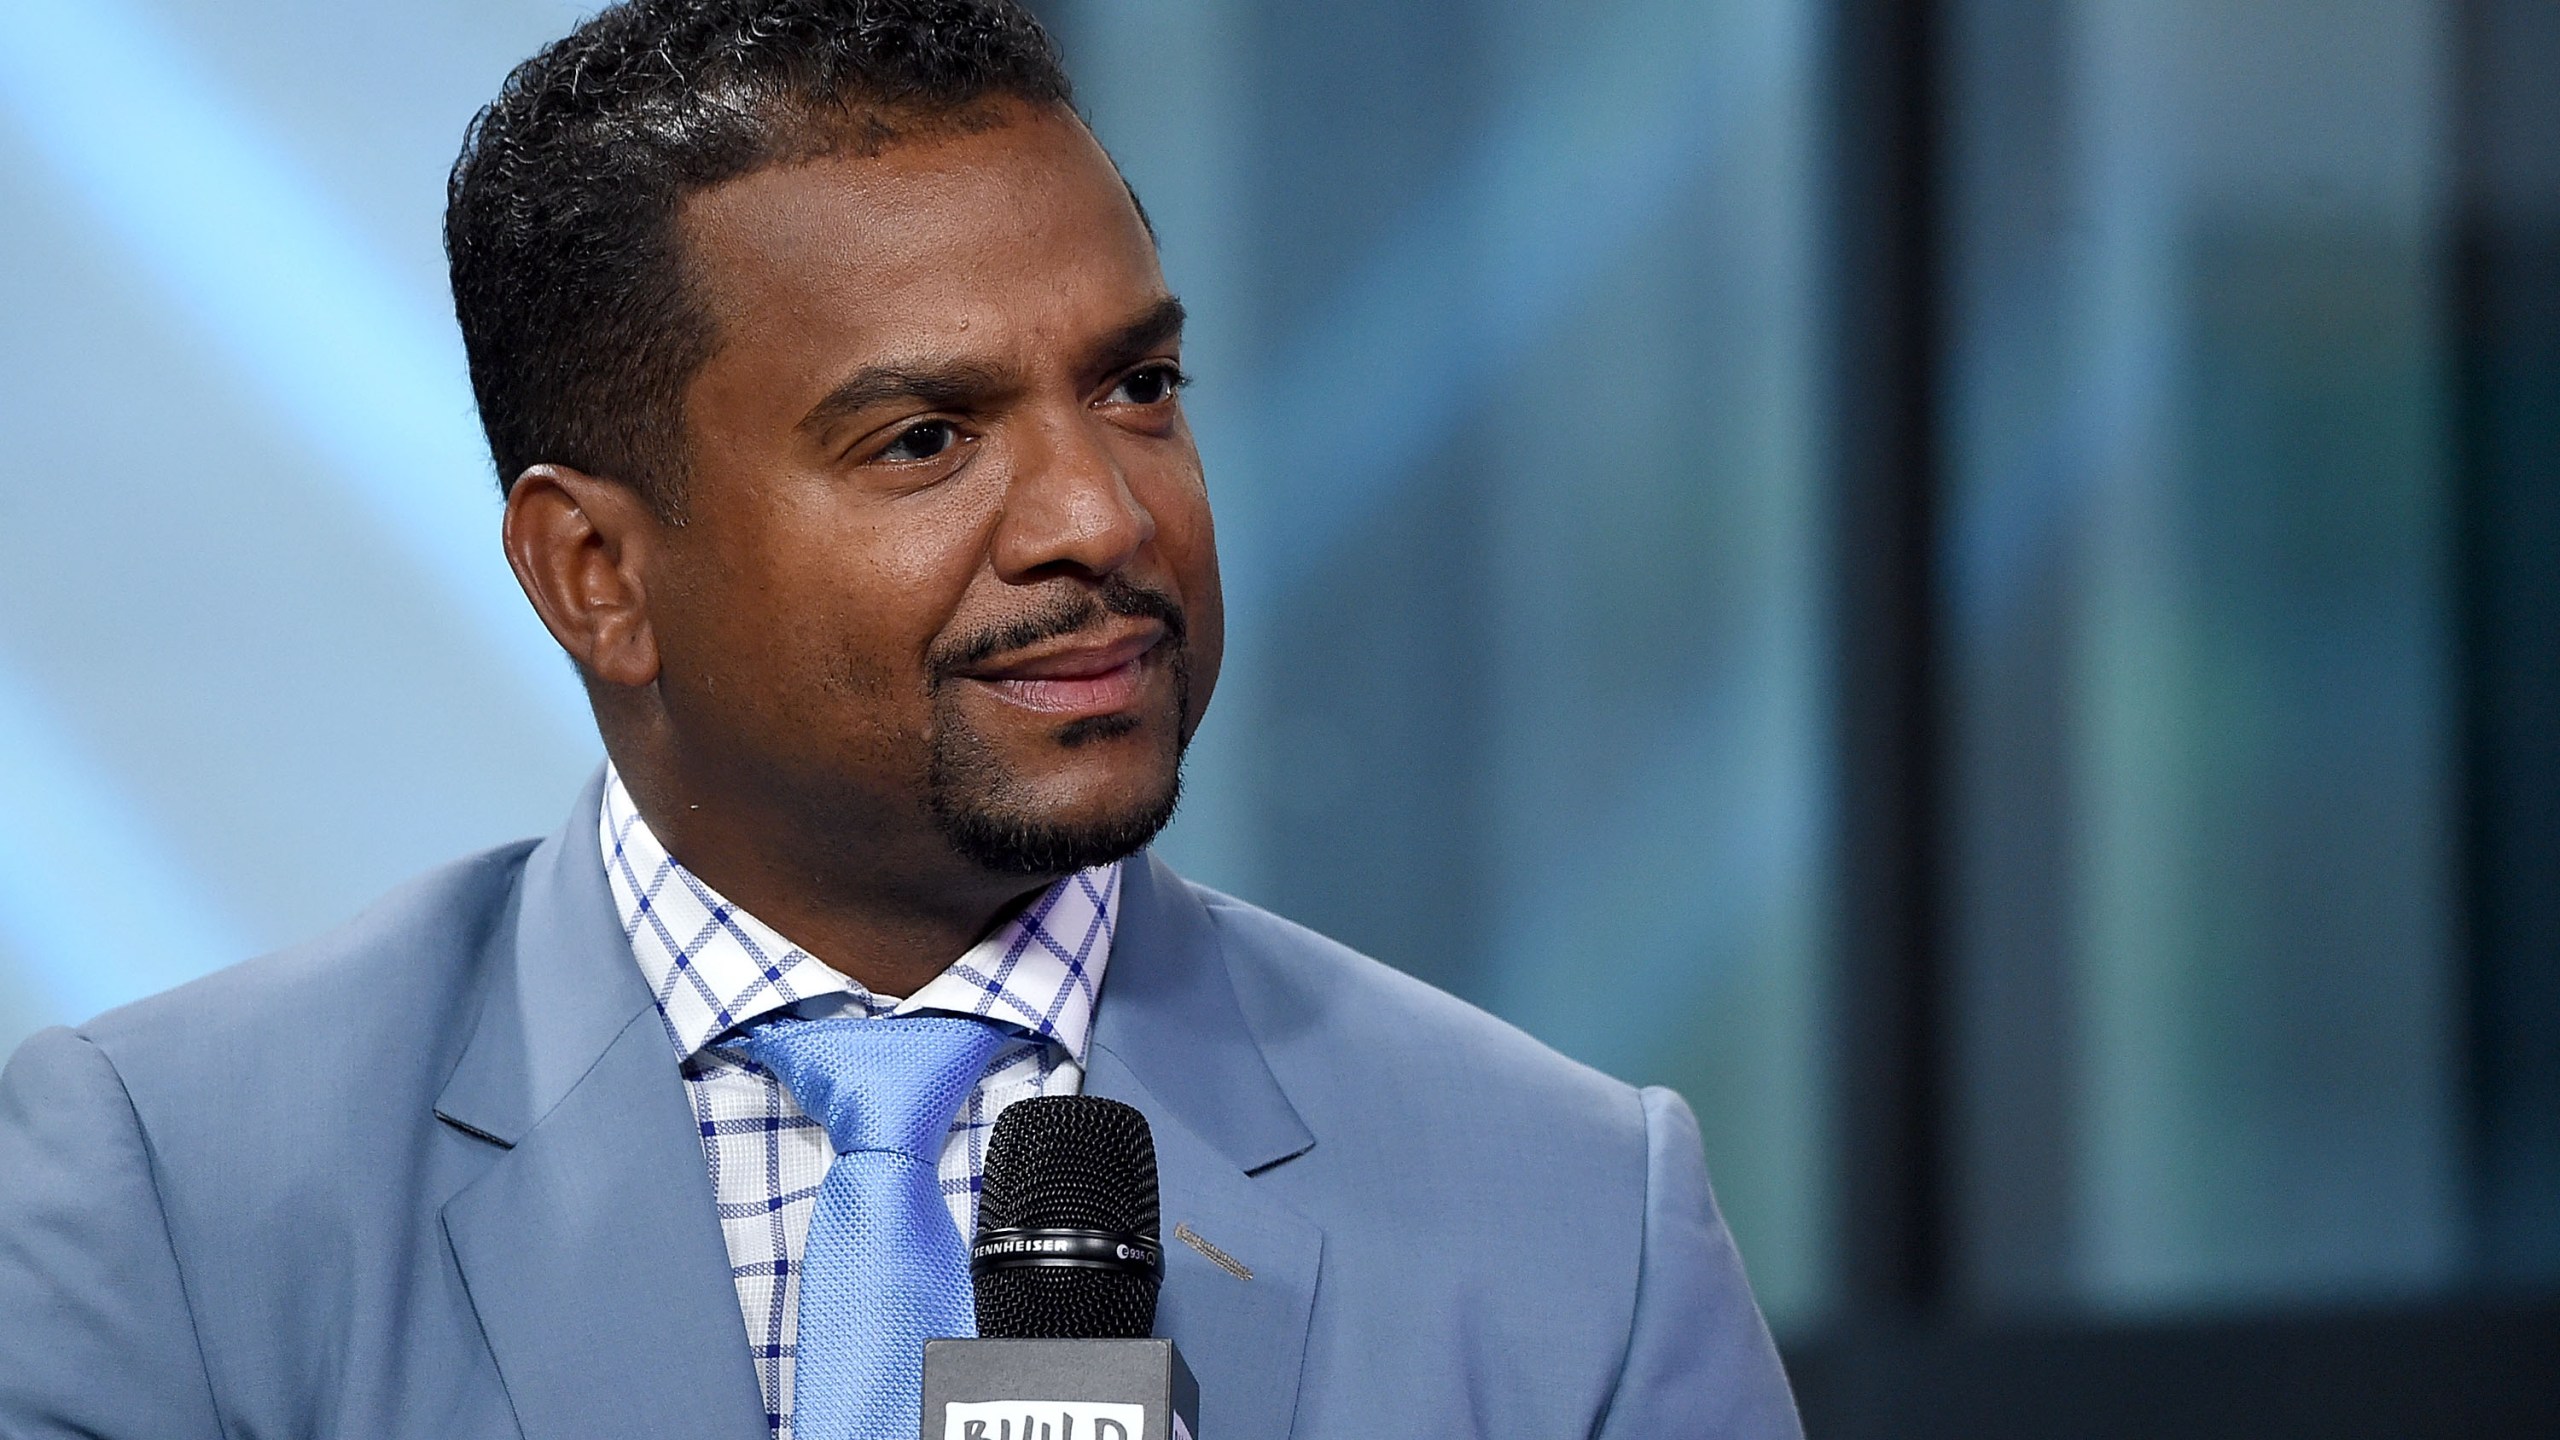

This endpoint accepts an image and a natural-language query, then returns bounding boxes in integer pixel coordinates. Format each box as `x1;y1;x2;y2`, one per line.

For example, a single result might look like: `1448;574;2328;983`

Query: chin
926;731;1184;877
932;774;1182;878
926;673;1190;875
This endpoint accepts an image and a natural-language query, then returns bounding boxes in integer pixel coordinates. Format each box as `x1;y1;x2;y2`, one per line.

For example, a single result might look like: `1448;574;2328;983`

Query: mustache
929;577;1188;682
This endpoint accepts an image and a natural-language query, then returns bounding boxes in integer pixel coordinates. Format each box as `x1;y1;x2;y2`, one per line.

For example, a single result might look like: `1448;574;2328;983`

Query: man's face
646;104;1221;879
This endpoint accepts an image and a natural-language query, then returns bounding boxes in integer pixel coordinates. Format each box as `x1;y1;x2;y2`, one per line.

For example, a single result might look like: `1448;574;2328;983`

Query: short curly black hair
445;0;1075;513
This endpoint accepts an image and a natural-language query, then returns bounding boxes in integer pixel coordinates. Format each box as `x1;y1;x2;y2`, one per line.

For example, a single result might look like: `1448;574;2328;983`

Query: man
0;3;1798;1437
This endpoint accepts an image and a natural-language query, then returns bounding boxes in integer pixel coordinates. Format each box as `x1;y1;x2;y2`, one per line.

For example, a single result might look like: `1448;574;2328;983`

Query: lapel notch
1088;854;1323;1440
1090;855;1314;1174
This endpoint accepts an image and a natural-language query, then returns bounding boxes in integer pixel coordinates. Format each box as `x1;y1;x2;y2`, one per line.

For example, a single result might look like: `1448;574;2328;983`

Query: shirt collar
598;764;1117;1066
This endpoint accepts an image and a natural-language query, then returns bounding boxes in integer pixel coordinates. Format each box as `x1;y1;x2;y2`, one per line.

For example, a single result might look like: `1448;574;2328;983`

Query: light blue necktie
742;1014;1008;1440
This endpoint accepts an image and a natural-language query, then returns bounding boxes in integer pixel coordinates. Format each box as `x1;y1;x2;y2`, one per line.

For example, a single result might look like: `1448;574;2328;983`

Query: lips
954;622;1165;717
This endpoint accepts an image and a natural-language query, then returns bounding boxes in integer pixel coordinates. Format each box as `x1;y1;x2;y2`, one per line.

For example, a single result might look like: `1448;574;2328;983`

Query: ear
502;464;665;689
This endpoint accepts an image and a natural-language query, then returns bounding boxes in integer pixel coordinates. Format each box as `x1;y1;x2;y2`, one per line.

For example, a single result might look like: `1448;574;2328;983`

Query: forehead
676;107;1165;370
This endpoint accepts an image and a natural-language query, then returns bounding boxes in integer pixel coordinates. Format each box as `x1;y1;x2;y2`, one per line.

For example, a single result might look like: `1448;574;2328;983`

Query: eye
1108;362;1189;407
877;419;962;463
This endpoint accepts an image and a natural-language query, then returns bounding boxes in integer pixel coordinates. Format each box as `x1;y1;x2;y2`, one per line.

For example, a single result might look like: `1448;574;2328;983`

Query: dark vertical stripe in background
1821;0;1950;1320
2459;0;2560;1293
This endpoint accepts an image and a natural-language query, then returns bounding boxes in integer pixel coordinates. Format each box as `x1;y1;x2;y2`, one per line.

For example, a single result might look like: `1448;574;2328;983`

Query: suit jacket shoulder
1126;867;1797;1439
2;771;756;1440
82;838;533;1123
0;838;546;1440
1193;879;1644;1142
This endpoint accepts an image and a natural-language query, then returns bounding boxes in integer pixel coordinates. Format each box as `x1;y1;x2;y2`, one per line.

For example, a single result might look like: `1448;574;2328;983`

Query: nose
990;406;1157;583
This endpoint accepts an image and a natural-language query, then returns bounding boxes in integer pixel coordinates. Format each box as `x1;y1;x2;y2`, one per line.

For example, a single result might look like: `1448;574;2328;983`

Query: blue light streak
1199;0;1774;616
0;0;587;741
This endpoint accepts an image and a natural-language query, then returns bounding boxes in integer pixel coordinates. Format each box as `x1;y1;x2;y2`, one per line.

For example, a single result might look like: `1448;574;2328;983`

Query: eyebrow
797;358;1012;436
794;294;1189;437
1093;294;1188;373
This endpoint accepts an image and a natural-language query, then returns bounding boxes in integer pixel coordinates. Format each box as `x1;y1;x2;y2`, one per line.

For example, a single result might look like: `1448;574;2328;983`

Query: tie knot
740;1014;1007;1161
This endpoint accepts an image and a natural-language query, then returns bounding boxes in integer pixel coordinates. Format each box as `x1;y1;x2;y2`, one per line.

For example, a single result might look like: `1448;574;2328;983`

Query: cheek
1136;455;1225;718
771;495;989;701
1127;434;1214;556
1141;455;1220;599
661;490;983;732
1167;510;1222;652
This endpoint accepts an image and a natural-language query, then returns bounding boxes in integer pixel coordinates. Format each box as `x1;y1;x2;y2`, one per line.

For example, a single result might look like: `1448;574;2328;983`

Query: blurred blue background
3;0;2554;1430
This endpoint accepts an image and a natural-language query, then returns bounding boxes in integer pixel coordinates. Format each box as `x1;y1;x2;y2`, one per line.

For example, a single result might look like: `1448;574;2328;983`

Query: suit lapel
1087;855;1322;1440
435;774;768;1440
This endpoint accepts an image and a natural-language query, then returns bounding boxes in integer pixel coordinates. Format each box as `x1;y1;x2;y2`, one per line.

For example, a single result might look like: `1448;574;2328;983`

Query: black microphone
921;1097;1200;1440
972;1094;1164;1338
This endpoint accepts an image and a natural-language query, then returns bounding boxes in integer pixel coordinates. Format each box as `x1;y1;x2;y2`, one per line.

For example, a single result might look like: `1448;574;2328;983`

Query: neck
610;761;1055;1000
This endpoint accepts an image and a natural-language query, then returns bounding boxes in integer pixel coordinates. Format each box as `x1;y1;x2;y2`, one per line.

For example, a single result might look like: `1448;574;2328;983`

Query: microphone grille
974;1095;1162;1340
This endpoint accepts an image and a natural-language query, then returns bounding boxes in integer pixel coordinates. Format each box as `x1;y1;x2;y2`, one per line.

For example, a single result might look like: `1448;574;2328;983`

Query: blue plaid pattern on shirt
599;768;1118;1440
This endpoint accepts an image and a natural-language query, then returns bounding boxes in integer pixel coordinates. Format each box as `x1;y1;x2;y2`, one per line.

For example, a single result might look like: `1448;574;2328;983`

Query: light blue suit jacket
0;775;1798;1439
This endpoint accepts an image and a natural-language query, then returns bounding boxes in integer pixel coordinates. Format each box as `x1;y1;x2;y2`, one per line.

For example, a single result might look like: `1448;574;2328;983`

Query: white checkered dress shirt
599;767;1118;1440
